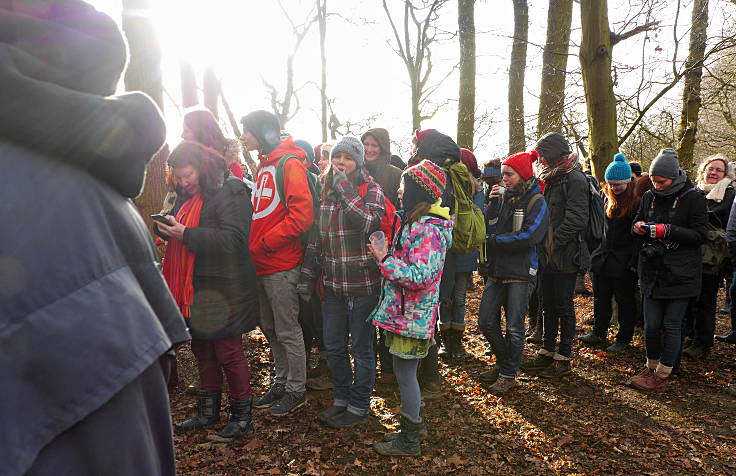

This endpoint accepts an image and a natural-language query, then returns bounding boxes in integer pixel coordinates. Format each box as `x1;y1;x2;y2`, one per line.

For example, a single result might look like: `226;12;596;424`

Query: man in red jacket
241;110;314;416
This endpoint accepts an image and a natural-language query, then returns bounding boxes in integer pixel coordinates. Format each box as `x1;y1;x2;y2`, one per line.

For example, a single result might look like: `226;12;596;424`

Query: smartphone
150;214;171;225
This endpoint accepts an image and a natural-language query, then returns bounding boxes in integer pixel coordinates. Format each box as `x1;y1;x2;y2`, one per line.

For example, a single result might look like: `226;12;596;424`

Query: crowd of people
5;1;735;472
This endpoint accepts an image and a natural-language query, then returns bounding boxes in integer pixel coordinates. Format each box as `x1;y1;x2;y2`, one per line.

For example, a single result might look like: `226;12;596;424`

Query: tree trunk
180;60;198;108
122;0;167;234
203;67;219;119
579;0;618;181
219;83;259;177
508;0;528;154
318;0;328;142
457;0;476;150
537;0;573;136
412;81;422;131
677;0;709;174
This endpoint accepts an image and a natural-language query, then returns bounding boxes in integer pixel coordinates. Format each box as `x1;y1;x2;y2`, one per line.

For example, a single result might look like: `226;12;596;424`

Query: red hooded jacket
249;137;314;275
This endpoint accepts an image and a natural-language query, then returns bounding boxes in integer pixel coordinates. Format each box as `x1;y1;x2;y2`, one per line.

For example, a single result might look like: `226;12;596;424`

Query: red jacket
249;137;314;275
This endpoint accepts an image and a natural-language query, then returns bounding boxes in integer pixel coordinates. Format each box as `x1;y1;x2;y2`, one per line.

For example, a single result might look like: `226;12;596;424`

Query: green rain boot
374;415;424;456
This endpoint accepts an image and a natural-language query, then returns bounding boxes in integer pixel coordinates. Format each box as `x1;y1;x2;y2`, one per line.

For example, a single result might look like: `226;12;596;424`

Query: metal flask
512;209;524;232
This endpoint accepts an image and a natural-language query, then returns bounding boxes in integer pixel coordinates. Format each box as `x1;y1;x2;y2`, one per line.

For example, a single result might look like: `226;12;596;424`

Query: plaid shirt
298;171;385;297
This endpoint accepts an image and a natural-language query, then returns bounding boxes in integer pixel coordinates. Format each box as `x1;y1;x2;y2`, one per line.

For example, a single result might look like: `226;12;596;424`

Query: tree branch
611;21;660;46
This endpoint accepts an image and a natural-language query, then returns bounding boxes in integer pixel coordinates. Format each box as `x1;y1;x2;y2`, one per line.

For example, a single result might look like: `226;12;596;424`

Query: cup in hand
369;230;386;249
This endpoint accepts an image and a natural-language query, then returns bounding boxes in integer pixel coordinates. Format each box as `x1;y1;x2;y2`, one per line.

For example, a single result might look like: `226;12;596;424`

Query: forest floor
171;275;736;475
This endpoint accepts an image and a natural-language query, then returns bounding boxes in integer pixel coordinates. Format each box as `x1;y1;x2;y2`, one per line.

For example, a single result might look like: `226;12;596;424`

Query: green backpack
447;162;485;255
274;154;321;244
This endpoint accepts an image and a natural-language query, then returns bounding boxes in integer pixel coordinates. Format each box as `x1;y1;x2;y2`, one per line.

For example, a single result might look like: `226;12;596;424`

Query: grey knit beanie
649;148;680;179
534;132;572;163
331;136;365;168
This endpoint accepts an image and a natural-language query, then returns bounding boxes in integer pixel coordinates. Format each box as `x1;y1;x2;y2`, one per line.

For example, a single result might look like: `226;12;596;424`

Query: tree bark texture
122;0;168;235
677;0;709;173
508;0;528;154
457;0;476;149
180;61;198;108
203;67;219;119
318;0;328;142
579;0;619;181
537;0;573;137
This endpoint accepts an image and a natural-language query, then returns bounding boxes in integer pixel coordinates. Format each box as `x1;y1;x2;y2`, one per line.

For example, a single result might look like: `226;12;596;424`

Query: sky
89;0;735;163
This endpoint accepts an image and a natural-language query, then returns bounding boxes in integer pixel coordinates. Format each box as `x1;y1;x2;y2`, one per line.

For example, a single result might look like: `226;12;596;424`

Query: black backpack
561;171;604;252
275;154;321;244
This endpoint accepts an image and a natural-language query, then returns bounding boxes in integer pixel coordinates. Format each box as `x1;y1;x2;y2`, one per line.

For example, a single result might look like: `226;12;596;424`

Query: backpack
358;182;400;245
563;172;604;252
275;154;321;244
447;162;486;254
702;225;728;272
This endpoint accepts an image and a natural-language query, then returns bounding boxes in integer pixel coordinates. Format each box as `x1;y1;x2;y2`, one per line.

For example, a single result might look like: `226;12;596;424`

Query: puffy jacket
634;180;708;299
540;167;590;273
370;209;454;340
590;196;640;277
249;138;314;275
485;180;549;281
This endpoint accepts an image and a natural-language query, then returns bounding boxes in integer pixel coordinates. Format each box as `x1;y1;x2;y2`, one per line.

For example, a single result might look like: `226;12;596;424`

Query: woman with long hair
155;141;259;440
580;153;641;352
182;108;246;180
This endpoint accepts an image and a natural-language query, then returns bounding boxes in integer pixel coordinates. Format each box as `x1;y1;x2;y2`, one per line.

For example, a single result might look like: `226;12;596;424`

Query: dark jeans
686;273;720;349
299;294;325;354
322;289;377;415
191;336;252;400
478;280;529;377
541;272;577;357
644;297;689;367
592;272;637;344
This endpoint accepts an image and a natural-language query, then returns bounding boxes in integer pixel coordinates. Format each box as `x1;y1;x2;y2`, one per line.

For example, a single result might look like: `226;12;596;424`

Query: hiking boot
538;360;571;379
478;367;500;384
630;372;667;391
306;373;333;391
208;397;254;442
682;345;709;360
373;415;423;456
420;380;442;401
715;332;736;344
579;331;606;346
520;353;553;371
326;410;370;428
606;341;628;353
175;390;221;433
488;376;518;396
268;391;307;417
438;329;453;359
626;367;654;385
451;330;467;360
526;326;543;344
318;405;346;425
253;383;285;409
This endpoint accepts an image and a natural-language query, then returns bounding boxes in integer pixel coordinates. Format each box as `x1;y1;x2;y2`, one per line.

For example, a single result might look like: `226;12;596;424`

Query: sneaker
253;384;286;409
326;410;370;428
420;380;442;401
488;376;518;396
318;405;346;425
630;372;667;391
579;331;606;346
538;360;571;378
478;367;500;384
268;391;307;417
306;373;333;391
626;367;653;385
520;354;553;371
606;342;628;353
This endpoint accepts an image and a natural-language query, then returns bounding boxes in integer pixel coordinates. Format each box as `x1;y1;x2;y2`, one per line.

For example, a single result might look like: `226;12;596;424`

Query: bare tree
180;60;198;108
457;0;476;149
382;0;451;131
537;0;573;136
203;67;219;119
219;83;259;176
317;0;329;142
508;0;528;154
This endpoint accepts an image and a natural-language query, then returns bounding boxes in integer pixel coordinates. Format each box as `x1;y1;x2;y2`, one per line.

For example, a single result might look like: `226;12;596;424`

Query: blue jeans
478;280;529;378
439;271;471;328
541;272;577;357
322;289;378;415
644;297;689;367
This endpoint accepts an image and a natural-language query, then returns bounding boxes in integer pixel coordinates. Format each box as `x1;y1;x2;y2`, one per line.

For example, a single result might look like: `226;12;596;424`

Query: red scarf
162;194;204;317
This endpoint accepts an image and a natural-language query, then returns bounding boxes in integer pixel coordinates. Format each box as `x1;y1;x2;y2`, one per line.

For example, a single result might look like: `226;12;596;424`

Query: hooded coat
0;2;189;474
361;128;403;206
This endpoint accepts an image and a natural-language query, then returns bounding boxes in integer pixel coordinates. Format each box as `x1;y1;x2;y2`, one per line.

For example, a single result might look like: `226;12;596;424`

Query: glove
332;170;348;188
648;223;669;239
299;292;311;304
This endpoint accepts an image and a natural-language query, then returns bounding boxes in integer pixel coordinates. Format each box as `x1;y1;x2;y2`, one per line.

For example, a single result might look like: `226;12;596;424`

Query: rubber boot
374;415;424;456
175;390;221;433
438;328;453;359
451;329;467;360
209;396;254;441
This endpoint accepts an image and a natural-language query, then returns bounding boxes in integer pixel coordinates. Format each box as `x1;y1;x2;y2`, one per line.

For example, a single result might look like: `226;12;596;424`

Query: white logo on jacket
253;165;281;220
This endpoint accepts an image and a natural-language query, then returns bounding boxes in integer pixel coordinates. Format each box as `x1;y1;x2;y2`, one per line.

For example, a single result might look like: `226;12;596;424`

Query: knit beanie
649;148;680;179
331;136;365;168
630;162;643;177
240;110;281;154
604;153;632;184
413;130;461;167
294;139;315;164
404;158;447;202
534;132;572;164
460;148;482;178
502;151;536;181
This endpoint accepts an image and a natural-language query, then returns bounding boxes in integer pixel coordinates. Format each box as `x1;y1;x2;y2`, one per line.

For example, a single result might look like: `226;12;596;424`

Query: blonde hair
698;154;733;183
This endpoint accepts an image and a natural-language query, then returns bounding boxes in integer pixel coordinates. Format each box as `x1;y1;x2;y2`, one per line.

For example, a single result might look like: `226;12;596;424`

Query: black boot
451;329;467;360
438;328;453;359
175;390;221;433
209;396;254;441
374;415;424;456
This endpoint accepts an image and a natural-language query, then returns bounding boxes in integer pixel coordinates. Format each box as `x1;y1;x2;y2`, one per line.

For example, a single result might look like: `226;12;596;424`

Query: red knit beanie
460;148;481;178
503;151;535;181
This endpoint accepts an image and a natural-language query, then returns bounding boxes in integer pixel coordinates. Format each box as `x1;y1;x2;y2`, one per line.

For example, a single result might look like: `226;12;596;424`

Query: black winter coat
590;196;640;277
540;167;591;273
634;180;708;299
157;177;260;339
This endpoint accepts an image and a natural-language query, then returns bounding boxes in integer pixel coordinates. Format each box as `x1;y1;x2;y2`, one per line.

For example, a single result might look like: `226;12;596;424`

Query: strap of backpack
274;154;302;205
525;193;543;216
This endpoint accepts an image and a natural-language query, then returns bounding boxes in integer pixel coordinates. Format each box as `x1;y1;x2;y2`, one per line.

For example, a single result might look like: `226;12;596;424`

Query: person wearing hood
628;149;708;391
295;138;321;176
362;128;403;206
0;1;190;473
368;160;453;457
683;154;735;358
241;110;314;416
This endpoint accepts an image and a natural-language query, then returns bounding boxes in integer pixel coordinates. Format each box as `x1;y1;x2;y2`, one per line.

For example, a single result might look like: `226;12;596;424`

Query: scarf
652;171;687;198
162;193;204;317
698;177;732;202
535;153;581;182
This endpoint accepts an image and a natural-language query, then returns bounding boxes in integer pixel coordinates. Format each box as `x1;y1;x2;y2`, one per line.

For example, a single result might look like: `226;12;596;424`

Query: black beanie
241;110;282;154
414;130;461;168
534;132;572;164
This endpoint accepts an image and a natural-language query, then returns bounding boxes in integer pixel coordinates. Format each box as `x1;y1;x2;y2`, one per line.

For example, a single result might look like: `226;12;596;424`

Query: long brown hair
602;181;637;218
406;202;432;225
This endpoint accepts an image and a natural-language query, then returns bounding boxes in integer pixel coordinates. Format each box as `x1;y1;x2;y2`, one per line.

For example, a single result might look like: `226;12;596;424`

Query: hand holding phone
151;214;172;225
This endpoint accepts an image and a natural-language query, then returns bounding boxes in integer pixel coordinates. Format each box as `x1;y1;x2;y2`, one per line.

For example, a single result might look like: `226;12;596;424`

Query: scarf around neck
536;153;581;182
698;177;732;202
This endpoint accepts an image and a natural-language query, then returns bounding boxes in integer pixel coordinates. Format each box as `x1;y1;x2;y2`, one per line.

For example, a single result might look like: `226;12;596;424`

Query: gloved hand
332;170;348;188
648;223;669;239
298;292;311;303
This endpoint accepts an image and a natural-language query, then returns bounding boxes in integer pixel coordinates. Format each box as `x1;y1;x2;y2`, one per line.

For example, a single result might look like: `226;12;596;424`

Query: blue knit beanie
604;152;632;184
294;139;315;164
